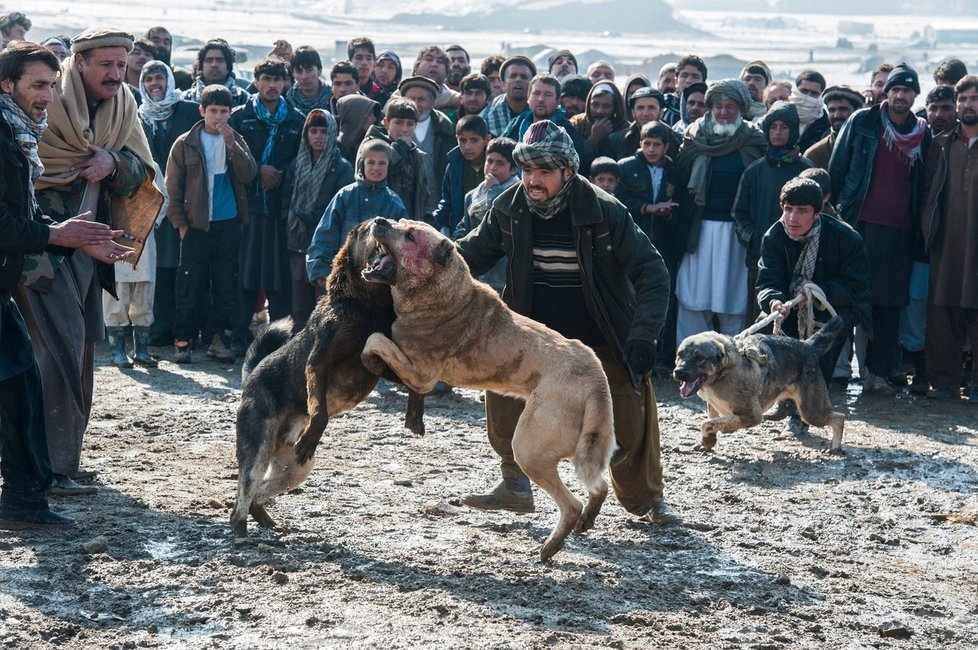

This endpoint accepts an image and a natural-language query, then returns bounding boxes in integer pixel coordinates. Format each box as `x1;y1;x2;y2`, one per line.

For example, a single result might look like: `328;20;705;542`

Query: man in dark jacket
921;75;978;400
137;60;201;346
455;121;679;526
733;101;812;323
803;85;863;169
756;178;871;382
792;70;831;153
0;42;132;528
828;62;931;395
229;57;304;349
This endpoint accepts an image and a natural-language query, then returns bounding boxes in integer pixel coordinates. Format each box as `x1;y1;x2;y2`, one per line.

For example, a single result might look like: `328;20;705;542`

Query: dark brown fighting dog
359;218;615;562
230;222;424;537
673;316;845;453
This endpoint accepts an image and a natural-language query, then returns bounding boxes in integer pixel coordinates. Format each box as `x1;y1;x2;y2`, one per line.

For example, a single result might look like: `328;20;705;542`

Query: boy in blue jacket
306;139;407;285
432;114;491;237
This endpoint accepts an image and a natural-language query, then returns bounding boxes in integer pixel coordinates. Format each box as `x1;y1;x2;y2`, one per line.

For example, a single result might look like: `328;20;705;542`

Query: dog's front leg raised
362;332;440;394
295;329;336;465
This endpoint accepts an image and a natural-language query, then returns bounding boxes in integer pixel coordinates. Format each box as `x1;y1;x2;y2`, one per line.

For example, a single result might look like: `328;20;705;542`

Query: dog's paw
824;445;845;456
696;430;717;452
294;438;317;466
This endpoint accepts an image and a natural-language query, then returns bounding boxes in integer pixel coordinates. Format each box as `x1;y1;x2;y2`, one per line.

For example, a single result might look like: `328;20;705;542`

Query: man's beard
447;69;468;86
711;114;742;137
961;109;978;126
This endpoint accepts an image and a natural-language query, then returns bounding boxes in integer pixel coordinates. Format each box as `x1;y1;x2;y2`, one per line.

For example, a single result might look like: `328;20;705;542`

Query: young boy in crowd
589;156;622;194
306;139;408;286
454;137;519;290
615;120;683;373
166;85;258;363
432;114;491;237
360;98;430;222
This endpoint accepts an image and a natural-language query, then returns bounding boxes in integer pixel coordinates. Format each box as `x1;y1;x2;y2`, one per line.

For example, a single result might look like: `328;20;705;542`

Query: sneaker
641;498;683;527
910;374;929;396
864;374;897;396
929;387;957;400
48;474;98;497
174;342;192;364
969;386;978;402
0;505;75;529
206;333;235;362
462;478;535;513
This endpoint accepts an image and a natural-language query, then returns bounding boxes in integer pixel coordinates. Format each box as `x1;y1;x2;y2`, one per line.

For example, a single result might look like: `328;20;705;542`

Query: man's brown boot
462;477;534;513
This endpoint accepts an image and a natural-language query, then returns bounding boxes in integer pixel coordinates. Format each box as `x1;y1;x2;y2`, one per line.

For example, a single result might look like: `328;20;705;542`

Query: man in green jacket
456;121;680;525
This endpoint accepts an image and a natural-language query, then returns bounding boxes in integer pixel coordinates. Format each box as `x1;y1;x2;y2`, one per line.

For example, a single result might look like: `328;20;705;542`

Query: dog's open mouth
362;243;395;282
679;375;706;398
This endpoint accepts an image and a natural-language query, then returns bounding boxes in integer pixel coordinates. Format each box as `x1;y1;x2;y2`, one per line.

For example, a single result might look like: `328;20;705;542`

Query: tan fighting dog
360;218;615;562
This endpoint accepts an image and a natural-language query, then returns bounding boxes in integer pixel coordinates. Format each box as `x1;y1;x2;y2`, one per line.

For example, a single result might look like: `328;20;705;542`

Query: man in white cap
14;27;162;495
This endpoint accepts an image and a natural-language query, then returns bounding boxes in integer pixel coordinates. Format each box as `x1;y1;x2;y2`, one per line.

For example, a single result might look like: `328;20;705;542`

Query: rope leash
736;282;838;341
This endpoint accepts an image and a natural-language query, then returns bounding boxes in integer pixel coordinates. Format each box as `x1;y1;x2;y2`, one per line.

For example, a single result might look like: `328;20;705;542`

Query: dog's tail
241;317;295;381
574;381;616;493
806;315;845;358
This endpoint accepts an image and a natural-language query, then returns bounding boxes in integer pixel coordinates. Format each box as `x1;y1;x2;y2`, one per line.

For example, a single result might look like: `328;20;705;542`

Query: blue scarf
253;95;288;165
252;95;288;212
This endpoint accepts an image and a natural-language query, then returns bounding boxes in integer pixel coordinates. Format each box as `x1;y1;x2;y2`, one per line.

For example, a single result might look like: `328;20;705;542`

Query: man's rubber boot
107;326;133;368
642;498;683;527
132;326;158;367
462;476;535;513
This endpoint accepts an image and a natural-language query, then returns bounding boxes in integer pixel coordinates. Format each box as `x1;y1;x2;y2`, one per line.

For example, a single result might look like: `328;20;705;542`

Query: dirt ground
1;341;977;649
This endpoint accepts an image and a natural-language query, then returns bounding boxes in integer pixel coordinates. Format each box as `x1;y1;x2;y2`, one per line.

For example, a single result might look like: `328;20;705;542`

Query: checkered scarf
0;93;46;187
787;215;820;296
513;120;579;172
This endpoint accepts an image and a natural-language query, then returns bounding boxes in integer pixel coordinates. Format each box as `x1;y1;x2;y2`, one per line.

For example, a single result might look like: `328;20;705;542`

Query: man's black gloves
623;338;657;376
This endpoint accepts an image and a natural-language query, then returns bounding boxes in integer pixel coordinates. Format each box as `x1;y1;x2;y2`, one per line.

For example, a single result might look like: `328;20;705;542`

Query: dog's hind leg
231;403;275;537
404;390;426;436
256;417;316;504
796;383;845;453
512;409;582;563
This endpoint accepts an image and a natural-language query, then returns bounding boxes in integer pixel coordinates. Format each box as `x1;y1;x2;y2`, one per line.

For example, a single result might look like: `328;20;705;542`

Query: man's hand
216;122;236;150
47;211;119;248
648;200;680;224
81;239;135;264
623;338;657;376
589;117;614;145
259;164;283;192
72;145;117;183
769;300;791;317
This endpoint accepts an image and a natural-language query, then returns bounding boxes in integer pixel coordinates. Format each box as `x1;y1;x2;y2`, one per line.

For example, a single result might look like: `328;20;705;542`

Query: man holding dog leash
456;120;681;526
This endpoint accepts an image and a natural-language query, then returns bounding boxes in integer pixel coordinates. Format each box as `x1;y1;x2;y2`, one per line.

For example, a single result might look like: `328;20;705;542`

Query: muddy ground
1;342;976;649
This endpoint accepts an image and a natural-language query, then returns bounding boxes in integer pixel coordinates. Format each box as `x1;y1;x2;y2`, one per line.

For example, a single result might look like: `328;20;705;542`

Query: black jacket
456;175;670;389
732;154;812;269
0;117;72;293
229;100;305;220
828;104;930;227
614;152;685;273
756;214;871;328
797;111;831;153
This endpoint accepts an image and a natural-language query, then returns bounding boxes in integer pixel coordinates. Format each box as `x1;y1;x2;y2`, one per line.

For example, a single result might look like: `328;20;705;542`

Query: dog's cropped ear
433;238;454;267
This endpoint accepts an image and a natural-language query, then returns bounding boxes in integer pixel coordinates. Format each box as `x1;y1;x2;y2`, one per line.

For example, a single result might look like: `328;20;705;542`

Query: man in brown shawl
13;28;163;495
